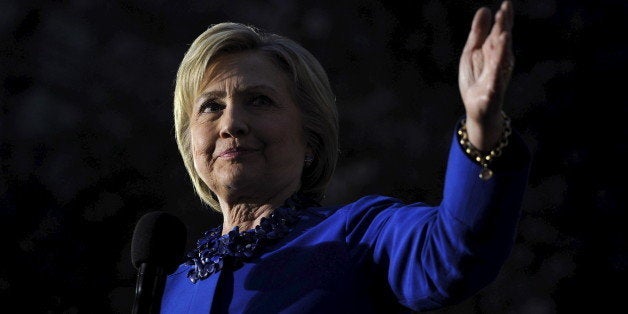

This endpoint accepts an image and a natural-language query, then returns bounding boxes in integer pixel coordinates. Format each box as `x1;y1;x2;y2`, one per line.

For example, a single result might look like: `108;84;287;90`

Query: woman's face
190;51;308;204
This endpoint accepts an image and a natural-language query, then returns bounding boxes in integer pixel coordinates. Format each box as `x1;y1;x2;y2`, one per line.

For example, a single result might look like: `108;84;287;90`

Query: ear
304;146;315;168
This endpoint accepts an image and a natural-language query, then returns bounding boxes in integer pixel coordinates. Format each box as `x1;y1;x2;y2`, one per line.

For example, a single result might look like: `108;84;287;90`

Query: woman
163;1;530;313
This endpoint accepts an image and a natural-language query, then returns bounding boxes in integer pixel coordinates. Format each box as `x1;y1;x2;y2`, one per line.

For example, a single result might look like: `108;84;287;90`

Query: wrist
458;111;512;180
464;112;505;152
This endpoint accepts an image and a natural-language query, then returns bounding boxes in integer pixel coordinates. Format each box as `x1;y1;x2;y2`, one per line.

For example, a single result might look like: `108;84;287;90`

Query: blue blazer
161;126;531;313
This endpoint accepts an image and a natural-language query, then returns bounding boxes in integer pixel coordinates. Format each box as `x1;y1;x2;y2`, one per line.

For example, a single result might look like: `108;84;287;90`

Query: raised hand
458;0;515;152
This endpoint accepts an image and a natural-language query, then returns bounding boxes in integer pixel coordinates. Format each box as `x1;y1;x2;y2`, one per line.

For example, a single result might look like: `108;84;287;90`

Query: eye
250;95;273;107
199;100;224;114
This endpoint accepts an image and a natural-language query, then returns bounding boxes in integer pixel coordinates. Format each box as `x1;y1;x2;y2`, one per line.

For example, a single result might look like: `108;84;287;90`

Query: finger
495;2;515;65
504;0;514;32
487;1;509;43
463;7;491;53
502;32;515;78
482;32;513;90
502;6;515;72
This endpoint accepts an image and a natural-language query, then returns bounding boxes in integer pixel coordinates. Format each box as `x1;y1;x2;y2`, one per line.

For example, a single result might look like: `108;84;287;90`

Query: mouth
217;146;258;159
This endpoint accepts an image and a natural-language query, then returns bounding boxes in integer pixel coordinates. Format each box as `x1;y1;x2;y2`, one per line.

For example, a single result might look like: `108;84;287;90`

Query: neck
218;187;297;235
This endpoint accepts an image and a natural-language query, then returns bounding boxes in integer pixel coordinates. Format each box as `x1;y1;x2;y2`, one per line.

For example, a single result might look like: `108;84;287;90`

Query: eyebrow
197;85;280;100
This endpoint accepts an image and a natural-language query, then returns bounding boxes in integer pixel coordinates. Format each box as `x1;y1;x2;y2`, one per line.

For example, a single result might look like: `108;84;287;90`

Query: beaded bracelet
457;111;512;180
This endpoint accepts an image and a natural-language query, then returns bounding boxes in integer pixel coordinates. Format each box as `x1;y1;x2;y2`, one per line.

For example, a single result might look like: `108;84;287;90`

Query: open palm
459;1;514;151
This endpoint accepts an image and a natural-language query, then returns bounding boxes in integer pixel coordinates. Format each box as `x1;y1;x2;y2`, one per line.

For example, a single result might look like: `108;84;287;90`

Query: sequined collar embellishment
186;194;316;283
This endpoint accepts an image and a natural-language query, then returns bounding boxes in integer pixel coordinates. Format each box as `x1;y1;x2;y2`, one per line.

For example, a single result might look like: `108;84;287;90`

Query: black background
2;0;627;313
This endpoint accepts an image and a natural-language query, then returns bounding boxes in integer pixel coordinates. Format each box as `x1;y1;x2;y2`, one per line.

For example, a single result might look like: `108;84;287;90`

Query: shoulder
336;194;412;216
327;195;423;229
292;195;409;231
303;195;406;217
343;194;405;209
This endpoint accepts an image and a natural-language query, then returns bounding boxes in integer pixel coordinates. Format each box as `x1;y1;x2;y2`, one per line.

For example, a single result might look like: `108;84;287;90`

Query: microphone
131;211;187;314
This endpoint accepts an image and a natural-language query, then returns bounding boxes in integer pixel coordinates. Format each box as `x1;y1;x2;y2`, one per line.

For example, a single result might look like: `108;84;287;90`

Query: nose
219;103;250;139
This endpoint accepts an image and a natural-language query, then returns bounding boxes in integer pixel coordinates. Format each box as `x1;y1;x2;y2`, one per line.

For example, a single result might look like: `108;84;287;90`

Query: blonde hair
174;22;338;211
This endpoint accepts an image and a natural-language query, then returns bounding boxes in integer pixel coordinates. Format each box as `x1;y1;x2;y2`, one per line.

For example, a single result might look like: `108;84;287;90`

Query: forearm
464;110;505;153
432;123;531;302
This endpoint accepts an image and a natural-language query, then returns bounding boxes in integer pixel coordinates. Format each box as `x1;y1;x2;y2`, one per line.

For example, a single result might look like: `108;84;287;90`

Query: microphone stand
132;263;166;314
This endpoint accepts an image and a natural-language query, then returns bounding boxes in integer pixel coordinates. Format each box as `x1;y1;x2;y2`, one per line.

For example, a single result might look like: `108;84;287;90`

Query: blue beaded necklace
186;194;317;283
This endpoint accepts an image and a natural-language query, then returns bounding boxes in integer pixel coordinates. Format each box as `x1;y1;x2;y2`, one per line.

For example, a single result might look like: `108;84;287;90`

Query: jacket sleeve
343;123;531;311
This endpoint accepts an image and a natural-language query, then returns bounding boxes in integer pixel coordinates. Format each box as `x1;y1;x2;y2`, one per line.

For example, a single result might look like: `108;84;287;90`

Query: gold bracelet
457;111;512;180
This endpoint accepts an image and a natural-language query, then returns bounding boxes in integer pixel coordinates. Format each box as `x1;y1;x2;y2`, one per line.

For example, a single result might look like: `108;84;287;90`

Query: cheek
263;119;306;162
190;124;216;174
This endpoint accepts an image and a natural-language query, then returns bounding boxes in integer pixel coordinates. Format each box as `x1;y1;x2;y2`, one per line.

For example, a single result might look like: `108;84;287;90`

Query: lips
216;146;258;159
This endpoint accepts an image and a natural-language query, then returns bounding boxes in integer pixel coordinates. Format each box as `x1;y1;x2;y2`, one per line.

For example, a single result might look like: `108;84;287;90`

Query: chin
212;171;259;193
